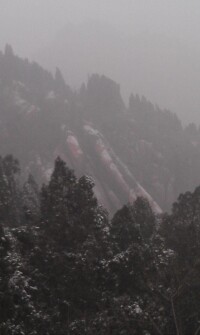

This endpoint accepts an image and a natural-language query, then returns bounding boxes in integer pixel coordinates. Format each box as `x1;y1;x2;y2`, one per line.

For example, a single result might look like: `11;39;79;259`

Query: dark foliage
0;156;199;334
1;46;200;334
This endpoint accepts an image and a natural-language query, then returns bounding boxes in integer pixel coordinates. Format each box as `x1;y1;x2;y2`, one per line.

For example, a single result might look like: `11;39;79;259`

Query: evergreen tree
38;158;110;332
0;155;21;226
54;67;67;97
3;155;200;334
0;224;12;333
161;186;200;334
22;174;40;225
40;156;77;247
107;198;175;334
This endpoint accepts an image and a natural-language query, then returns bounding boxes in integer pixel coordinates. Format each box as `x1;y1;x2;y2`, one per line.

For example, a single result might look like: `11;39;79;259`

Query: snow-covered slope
1;47;200;214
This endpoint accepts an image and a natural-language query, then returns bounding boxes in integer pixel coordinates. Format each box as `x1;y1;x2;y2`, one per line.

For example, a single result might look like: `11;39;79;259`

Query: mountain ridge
1;45;200;213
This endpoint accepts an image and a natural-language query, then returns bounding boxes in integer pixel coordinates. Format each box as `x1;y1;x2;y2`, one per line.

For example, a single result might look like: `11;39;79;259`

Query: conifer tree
161;186;200;334
22;174;40;224
0;155;21;226
54;67;67;97
40;156;76;247
0;224;12;332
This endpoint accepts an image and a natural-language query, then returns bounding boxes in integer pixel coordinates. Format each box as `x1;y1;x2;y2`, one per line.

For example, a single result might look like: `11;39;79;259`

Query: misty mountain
35;20;200;124
1;45;200;213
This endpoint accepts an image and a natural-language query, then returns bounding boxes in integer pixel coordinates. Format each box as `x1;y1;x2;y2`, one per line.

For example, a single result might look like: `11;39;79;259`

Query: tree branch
171;295;180;335
194;324;200;335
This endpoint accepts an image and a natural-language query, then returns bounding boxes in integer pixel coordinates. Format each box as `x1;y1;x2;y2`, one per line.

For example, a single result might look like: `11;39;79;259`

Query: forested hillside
2;0;200;332
0;46;200;213
2;47;200;333
1;155;200;334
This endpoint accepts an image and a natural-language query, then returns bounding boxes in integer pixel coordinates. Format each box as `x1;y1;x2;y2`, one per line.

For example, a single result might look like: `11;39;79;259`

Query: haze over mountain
1;1;200;123
1;46;200;214
2;46;200;334
35;20;200;124
2;3;200;332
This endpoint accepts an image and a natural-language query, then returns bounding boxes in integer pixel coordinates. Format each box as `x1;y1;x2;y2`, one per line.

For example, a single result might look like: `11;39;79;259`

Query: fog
2;4;200;330
1;0;200;123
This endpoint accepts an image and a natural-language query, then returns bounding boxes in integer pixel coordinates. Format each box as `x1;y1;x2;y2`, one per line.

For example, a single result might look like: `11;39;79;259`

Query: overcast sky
1;1;200;123
1;0;200;56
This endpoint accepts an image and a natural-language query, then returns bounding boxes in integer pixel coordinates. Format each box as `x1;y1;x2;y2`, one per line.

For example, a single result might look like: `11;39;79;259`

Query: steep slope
1;46;200;213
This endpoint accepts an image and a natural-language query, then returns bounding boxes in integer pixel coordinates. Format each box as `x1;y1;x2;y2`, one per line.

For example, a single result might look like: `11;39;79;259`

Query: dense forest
1;155;200;334
1;45;200;213
1;46;200;334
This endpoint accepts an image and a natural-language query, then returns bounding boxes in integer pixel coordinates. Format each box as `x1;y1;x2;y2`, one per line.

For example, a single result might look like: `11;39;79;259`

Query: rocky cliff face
1;46;200;214
55;122;162;214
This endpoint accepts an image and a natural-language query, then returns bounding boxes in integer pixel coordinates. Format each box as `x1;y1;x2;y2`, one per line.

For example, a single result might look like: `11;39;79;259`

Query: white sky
1;1;200;123
0;0;200;56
